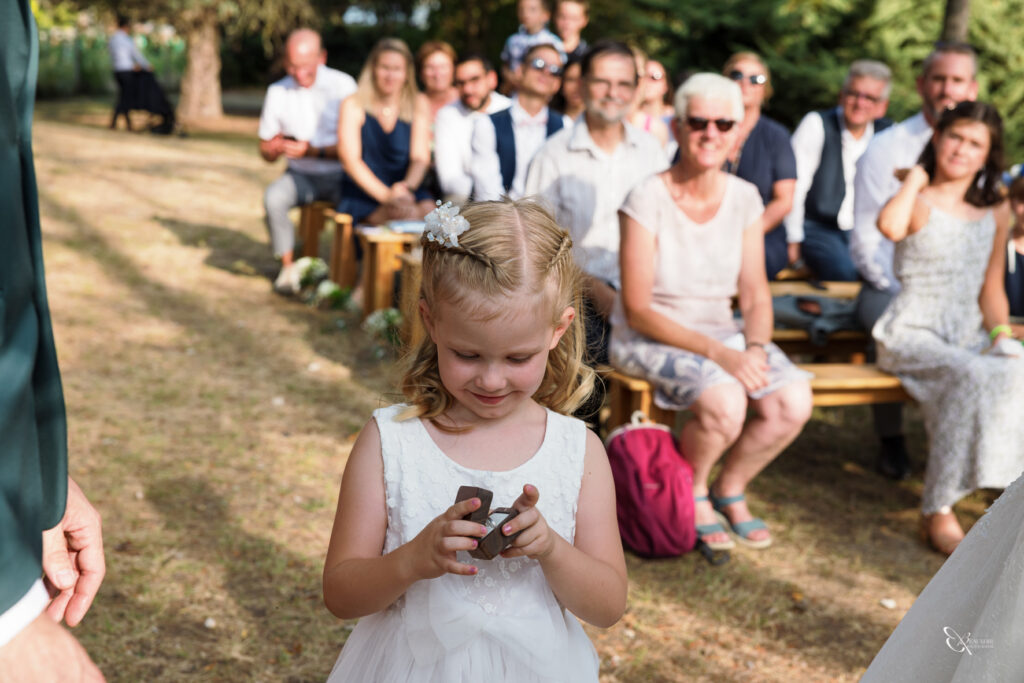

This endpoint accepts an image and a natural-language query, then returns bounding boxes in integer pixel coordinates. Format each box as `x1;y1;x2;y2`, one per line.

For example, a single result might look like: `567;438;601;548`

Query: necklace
379;103;395;117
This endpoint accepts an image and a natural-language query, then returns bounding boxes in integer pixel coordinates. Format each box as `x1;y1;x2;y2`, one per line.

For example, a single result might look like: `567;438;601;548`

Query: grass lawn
31;100;988;682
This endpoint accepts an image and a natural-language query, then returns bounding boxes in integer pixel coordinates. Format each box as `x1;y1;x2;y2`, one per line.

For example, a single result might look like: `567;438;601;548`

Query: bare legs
686;380;812;546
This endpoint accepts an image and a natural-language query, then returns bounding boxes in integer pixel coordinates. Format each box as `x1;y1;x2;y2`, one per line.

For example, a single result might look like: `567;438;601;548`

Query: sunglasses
728;70;767;86
686;116;736;132
528;58;563;77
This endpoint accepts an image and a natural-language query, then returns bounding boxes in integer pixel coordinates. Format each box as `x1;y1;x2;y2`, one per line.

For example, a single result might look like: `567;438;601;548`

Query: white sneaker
273;263;300;295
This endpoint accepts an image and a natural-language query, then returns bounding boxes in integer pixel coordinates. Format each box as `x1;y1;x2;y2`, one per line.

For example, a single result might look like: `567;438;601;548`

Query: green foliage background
33;0;1024;158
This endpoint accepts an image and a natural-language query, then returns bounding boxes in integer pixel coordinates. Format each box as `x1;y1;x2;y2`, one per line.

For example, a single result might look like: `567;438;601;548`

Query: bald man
258;29;356;294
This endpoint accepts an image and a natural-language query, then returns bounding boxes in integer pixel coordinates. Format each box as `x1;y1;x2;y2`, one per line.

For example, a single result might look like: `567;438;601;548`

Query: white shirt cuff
0;579;49;648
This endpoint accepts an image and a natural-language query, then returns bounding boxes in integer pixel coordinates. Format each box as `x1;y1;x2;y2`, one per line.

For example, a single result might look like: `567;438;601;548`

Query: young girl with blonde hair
323;199;627;681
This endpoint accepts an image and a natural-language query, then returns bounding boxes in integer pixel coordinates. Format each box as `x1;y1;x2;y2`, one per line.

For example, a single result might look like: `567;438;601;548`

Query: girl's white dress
326;404;600;682
862;471;1024;681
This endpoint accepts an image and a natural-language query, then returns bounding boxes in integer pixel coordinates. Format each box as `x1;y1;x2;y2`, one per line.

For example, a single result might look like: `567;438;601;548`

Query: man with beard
433;54;510;205
850;42;979;480
526;40;667;369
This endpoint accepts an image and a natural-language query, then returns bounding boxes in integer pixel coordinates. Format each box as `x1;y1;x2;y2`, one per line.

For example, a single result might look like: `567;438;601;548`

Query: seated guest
337;38;434;226
785;60;892;281
554;0;589;62
874;102;1024;555
434;54;510;205
500;0;565;93
470;42;569;201
549;56;584;120
611;73;812;551
416;40;458;129
259;29;356;294
723;52;797;280
526;39;666;367
1004;175;1024;317
628;47;670;148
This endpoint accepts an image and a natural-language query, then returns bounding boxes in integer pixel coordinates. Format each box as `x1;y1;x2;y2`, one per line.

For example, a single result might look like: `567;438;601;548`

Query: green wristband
989;324;1012;340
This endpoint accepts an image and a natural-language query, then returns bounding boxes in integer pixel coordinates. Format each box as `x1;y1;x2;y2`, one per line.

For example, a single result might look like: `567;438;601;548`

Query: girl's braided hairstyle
399;198;594;427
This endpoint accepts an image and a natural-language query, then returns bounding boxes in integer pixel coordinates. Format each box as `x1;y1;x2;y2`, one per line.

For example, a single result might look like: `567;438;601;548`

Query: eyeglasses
686;116;736;132
843;89;883;104
528;58;563;77
728;70;767;86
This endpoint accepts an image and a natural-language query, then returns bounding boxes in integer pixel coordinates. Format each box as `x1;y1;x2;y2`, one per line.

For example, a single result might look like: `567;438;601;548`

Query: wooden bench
604;365;910;431
398;251;425;348
356;227;420;320
297;201;356;288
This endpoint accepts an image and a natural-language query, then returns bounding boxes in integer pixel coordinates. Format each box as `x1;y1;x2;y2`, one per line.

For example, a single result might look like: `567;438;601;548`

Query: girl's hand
501;485;556;561
407;497;487;579
716;347;769;393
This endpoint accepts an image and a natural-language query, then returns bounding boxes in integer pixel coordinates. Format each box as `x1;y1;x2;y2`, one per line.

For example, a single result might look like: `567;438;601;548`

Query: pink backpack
605;411;697;559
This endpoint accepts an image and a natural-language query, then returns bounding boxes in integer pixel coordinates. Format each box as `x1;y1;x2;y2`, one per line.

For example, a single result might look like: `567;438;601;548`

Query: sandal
694;495;735;551
710;492;772;549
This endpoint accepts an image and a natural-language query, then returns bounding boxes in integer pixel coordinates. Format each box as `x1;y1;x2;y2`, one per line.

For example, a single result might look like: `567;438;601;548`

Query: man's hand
0;613;104;683
282;138;311;159
787;242;801;266
41;477;104;628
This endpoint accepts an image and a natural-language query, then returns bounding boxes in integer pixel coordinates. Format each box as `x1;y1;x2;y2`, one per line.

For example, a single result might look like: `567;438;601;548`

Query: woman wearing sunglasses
722;52;797;280
610;73;812;552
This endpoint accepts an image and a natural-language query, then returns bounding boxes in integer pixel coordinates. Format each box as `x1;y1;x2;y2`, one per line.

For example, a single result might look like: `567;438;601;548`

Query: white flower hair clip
424;200;470;248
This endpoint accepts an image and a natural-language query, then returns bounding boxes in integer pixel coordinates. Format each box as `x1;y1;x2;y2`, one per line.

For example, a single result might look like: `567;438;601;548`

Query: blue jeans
801;219;859;282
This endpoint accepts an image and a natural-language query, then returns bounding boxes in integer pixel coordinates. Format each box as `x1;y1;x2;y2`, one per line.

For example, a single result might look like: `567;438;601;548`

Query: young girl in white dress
322;199;627;682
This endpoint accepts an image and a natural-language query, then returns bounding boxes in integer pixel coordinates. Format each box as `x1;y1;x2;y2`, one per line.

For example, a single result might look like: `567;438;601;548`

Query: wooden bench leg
298;201;333;259
328;212;357;289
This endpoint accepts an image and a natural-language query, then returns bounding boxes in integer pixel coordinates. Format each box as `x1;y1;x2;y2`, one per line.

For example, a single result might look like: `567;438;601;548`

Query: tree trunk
942;0;970;43
177;7;222;123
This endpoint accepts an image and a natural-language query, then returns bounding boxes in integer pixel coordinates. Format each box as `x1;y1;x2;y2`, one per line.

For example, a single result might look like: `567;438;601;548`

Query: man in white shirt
470;42;569;201
108;15;151;131
526;40;666;368
258;29;356;294
434;54;510;205
784;60;891;281
850;43;978;479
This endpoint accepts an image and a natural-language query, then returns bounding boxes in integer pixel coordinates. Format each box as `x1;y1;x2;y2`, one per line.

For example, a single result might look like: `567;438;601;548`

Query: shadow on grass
137;476;339;682
158;216;279;280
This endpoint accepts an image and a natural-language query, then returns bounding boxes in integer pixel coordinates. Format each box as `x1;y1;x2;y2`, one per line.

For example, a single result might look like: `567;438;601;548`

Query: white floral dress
326;404;599;683
874;206;1024;513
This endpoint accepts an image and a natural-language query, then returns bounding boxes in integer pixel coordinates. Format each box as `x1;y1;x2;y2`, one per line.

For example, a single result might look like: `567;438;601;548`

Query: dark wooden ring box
455;485;521;560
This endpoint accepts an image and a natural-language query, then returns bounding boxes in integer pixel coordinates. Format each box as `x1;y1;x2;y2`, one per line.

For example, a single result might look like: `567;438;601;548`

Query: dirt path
33;112;967;681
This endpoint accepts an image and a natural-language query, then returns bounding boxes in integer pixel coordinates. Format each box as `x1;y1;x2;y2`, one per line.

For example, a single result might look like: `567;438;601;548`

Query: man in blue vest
784;60;892;281
1;2;106;679
469;42;570;201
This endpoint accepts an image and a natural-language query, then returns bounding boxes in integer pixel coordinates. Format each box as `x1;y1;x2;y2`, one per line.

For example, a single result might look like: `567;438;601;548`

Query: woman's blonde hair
400;199;594;426
354;38;419;122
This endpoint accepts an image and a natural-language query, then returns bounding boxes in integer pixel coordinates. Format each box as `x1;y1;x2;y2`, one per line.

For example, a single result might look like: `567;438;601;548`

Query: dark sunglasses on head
686;116;736;132
528;57;563;77
728;70;767;86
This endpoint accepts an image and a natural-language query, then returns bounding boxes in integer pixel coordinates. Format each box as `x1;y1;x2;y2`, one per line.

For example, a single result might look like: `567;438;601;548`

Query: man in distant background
108;15;175;133
258;28;356;295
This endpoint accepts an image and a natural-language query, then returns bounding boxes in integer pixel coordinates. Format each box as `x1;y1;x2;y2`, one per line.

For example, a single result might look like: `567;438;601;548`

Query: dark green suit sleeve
0;0;69;614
